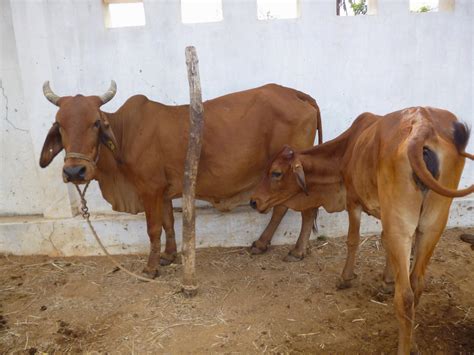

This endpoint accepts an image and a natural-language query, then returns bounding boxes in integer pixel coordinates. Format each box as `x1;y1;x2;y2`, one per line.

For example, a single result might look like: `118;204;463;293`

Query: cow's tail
296;91;323;145
316;109;323;145
312;208;319;234
407;120;474;198
455;122;474;160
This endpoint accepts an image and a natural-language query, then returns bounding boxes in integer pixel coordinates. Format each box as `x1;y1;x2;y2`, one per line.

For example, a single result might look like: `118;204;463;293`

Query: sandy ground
1;227;473;353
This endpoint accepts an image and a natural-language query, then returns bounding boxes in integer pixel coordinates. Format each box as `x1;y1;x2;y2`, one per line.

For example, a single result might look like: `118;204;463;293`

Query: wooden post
181;46;204;297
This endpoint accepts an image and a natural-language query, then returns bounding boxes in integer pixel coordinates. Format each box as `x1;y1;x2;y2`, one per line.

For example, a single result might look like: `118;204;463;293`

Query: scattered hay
0;227;473;352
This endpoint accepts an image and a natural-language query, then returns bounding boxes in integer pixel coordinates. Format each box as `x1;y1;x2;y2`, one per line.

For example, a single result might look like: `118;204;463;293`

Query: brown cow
39;81;322;278
250;107;473;354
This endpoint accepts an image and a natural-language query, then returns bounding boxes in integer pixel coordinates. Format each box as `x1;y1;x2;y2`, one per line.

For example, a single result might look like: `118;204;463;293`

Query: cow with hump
250;107;473;354
39;81;322;278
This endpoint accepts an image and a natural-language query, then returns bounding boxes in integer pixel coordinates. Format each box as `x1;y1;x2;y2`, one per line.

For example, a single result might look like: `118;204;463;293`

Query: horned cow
40;81;322;278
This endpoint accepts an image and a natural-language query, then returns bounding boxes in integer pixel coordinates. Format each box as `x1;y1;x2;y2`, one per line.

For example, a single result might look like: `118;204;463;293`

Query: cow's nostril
78;166;86;179
250;200;257;209
63;167;73;179
63;165;87;181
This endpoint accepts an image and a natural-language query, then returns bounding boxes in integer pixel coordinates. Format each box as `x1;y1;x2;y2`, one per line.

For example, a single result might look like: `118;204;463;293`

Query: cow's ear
292;161;308;196
99;118;121;163
39;122;63;168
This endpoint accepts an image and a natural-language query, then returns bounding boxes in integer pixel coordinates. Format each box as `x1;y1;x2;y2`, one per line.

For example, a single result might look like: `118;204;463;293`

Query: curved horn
461;151;474;160
42;81;61;106
99;80;117;105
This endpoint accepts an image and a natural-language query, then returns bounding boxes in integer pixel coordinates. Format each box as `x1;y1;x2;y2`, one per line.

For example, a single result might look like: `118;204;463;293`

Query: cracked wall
0;0;44;216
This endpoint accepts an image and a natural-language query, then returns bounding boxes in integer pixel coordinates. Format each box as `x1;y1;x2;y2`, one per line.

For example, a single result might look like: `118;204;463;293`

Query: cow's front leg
337;205;362;289
284;208;317;262
142;195;163;278
161;197;178;266
250;205;288;254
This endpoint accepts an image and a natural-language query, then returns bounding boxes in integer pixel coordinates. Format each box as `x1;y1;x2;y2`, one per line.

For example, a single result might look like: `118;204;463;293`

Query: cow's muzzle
249;198;270;214
249;199;257;209
63;151;98;183
63;165;86;182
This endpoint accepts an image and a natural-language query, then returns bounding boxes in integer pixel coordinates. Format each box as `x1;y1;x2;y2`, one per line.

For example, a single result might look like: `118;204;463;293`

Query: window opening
104;0;146;28
410;0;439;12
336;0;377;16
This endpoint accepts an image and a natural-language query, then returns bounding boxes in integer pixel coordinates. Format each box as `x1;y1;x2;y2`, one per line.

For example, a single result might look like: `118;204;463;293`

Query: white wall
1;0;472;255
0;0;45;216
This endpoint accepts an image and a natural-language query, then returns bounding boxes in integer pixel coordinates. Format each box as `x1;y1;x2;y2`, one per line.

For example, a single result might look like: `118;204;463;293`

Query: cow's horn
42;81;61;106
99;80;117;105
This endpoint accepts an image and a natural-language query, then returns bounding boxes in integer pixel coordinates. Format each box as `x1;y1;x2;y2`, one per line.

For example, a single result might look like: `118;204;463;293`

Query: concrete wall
1;0;45;216
1;0;472;255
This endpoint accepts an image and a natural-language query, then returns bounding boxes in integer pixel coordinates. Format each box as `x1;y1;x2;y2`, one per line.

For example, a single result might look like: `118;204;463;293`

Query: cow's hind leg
284;208;317;262
142;194;164;278
380;231;395;294
380;189;422;354
410;193;451;308
384;226;417;355
337;205;362;289
250;205;288;254
161;197;178;266
407;153;462;351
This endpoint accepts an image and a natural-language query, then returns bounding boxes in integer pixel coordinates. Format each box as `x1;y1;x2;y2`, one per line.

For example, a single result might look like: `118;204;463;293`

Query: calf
250;107;473;354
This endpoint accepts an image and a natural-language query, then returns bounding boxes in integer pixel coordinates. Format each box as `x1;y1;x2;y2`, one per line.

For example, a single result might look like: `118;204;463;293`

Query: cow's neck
93;111;145;214
296;137;347;212
300;137;346;186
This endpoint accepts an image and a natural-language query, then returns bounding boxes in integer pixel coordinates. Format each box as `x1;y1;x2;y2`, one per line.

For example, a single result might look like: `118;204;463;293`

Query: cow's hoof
142;267;160;279
410;340;420;355
380;281;395;294
249;241;269;255
336;275;357;290
160;252;178;266
460;233;474;245
283;250;304;262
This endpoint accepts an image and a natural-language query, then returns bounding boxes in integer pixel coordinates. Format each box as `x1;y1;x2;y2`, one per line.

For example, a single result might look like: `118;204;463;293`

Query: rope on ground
74;183;164;284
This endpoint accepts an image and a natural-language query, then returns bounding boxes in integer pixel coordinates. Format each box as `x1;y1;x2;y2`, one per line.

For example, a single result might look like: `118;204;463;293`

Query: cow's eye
271;171;282;179
94;120;101;128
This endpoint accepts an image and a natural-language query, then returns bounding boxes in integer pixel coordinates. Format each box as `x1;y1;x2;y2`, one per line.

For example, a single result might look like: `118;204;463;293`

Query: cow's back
111;85;319;210
340;112;384;217
340;110;424;216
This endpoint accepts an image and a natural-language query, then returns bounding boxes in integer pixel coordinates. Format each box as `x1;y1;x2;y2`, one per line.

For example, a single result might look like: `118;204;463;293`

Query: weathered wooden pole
182;46;204;297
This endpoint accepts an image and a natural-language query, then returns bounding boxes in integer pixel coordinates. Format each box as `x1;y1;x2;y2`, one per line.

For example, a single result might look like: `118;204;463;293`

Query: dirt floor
1;227;473;353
